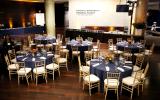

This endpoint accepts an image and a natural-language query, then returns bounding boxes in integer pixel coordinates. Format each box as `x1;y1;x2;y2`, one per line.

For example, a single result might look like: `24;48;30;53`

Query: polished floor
0;44;160;100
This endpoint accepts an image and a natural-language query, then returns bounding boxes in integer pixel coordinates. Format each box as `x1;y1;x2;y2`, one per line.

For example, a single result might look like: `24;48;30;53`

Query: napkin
123;65;132;69
47;52;52;54
125;61;132;64
32;58;35;61
22;57;27;61
17;55;23;58
92;63;100;67
47;54;54;56
117;67;124;72
105;66;110;71
40;57;46;60
91;59;99;62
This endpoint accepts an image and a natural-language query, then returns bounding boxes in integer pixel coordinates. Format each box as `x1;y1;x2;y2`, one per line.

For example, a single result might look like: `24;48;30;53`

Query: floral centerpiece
31;48;37;57
105;53;114;62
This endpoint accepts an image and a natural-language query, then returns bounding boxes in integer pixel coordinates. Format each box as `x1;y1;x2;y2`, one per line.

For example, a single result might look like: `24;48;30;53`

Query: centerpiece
31;48;37;57
105;53;114;63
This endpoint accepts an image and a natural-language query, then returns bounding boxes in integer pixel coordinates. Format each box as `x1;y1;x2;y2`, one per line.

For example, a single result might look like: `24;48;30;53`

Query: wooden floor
0;44;160;100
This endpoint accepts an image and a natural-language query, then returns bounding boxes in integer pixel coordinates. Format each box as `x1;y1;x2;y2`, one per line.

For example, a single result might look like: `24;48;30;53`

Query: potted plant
133;22;146;35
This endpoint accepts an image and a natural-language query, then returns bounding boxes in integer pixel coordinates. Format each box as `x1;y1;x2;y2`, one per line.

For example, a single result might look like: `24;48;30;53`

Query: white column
45;0;55;37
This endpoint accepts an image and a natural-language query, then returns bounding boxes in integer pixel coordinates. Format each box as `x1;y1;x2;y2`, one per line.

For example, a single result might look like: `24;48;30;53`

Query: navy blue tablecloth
34;36;56;44
116;41;144;53
90;58;132;93
66;40;93;61
16;52;53;69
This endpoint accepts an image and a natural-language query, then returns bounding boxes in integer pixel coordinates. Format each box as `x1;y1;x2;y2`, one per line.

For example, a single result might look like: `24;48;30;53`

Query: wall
68;0;130;29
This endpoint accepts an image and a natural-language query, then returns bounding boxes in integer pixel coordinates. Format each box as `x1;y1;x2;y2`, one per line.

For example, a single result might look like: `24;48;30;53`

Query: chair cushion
133;65;141;71
33;67;45;74
145;50;152;55
57;58;67;63
17;68;31;75
134;53;144;57
8;64;19;70
104;79;119;88
84;51;92;55
122;76;140;86
123;52;132;57
11;58;17;63
113;50;123;54
72;51;80;55
84;74;100;83
46;63;59;70
60;49;69;53
86;60;91;66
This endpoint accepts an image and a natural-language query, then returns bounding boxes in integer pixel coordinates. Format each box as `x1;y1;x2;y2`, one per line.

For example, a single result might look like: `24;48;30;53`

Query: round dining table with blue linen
90;58;133;93
116;41;144;53
66;39;93;61
34;35;56;44
16;52;53;69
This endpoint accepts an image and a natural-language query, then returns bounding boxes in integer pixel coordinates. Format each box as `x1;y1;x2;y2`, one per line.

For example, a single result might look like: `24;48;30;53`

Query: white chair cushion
122;76;140;86
133;65;141;71
17;68;31;75
33;67;45;74
104;79;119;88
84;51;92;55
46;63;59;70
57;58;67;63
8;64;19;70
93;45;98;49
86;60;91;66
113;50;123;54
11;58;17;63
84;74;100;83
92;48;100;52
123;53;132;56
60;49;69;53
145;50;152;55
134;53;144;57
72;51;80;55
45;44;53;47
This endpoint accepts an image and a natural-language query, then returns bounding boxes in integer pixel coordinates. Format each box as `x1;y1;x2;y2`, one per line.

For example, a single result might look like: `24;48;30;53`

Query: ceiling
10;0;68;3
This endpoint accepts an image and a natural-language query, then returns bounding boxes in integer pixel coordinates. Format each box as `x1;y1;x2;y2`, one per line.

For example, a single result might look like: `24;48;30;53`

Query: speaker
116;4;129;12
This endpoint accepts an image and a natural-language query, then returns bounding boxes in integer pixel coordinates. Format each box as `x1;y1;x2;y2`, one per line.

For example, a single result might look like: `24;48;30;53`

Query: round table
116;41;144;53
90;57;133;92
16;52;53;69
67;39;93;60
34;35;56;44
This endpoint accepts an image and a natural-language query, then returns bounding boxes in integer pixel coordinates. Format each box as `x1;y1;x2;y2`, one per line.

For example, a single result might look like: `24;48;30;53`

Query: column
45;0;55;37
134;0;148;36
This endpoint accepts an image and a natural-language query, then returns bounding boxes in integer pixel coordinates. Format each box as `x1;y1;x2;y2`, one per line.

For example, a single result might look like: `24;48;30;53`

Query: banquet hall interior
0;0;160;100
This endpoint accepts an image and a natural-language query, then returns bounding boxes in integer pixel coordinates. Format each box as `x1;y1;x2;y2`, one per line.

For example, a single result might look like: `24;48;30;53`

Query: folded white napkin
91;59;99;61
47;52;52;54
40;57;46;60
125;61;132;64
32;58;35;61
47;54;53;56
22;57;27;61
117;67;124;72
92;63;100;67
105;66;110;71
17;55;23;58
123;65;132;69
